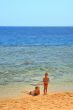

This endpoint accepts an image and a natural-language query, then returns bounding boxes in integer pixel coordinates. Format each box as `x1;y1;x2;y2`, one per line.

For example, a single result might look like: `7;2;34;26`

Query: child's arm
37;81;43;85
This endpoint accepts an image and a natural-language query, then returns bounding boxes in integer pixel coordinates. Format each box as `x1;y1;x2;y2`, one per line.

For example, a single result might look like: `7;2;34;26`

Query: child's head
45;72;48;77
35;86;39;90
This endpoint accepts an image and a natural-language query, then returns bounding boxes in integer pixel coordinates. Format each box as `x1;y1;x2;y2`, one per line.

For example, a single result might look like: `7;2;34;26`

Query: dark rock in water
16;61;33;66
23;61;32;65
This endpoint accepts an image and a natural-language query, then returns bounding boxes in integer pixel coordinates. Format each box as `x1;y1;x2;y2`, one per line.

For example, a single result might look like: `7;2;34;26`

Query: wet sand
0;92;73;110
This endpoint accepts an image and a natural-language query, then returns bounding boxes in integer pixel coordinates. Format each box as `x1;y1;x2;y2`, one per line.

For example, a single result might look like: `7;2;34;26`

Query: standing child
43;72;49;94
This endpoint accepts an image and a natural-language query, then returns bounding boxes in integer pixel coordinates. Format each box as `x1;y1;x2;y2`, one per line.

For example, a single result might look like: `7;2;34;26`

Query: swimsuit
43;78;49;86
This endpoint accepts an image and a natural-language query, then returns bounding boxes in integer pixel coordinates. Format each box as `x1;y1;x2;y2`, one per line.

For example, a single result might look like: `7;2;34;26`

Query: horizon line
0;26;73;27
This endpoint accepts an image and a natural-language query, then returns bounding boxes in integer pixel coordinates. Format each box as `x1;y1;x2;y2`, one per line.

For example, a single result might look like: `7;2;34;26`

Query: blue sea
0;27;73;98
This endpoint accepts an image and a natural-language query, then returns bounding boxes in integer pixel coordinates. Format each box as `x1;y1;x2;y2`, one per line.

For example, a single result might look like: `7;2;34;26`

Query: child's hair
45;72;48;76
35;86;39;89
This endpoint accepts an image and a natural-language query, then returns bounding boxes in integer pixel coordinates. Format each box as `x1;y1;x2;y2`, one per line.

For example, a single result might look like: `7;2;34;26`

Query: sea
0;27;73;98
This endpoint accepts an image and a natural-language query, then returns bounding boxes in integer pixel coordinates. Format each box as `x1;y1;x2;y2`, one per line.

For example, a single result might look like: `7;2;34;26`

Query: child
43;72;49;94
29;86;40;96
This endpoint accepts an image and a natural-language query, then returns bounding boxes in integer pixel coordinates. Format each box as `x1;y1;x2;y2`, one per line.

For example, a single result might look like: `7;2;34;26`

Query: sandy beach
0;92;73;110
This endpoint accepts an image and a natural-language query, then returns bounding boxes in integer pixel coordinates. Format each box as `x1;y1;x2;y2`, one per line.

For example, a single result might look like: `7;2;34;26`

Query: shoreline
0;82;73;99
0;91;73;110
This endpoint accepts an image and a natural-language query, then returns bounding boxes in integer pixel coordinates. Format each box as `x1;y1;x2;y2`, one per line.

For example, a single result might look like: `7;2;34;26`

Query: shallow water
0;45;73;98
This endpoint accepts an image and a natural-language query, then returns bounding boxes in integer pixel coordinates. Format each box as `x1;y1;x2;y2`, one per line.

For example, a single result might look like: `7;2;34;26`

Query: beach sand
0;92;73;110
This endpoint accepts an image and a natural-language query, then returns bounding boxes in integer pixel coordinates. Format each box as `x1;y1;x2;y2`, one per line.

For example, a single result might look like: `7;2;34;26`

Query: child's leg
44;87;46;94
44;86;47;94
45;87;47;93
45;85;48;94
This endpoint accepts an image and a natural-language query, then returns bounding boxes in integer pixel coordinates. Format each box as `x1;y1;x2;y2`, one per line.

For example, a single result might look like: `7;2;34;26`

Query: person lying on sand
43;72;49;95
29;86;40;96
23;86;40;96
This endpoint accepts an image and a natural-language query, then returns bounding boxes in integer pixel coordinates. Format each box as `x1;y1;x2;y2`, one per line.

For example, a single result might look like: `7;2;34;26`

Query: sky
0;0;73;26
